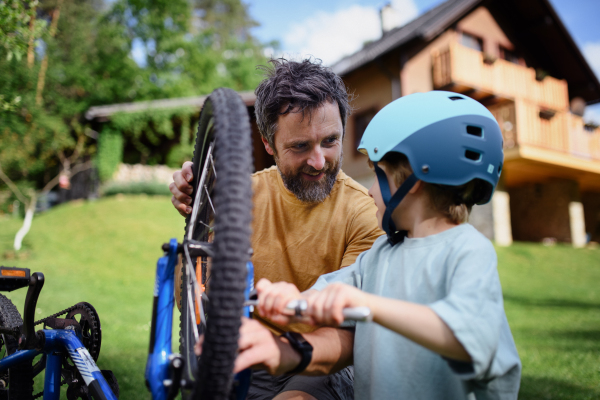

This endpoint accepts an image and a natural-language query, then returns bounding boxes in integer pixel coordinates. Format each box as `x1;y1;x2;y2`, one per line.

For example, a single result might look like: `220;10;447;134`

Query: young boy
239;91;521;399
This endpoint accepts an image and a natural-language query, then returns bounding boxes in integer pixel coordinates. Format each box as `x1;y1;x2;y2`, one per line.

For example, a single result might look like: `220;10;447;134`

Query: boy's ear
261;137;275;156
408;180;422;194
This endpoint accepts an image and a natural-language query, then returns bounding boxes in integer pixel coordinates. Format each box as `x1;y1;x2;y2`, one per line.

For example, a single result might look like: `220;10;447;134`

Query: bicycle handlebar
244;299;373;322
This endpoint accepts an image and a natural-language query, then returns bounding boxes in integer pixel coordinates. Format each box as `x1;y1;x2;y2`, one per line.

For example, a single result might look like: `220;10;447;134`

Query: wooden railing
432;42;569;111
489;101;600;160
568;114;600;160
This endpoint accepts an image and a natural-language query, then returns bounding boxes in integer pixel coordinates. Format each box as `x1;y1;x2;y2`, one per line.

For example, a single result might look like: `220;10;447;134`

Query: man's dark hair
254;58;352;149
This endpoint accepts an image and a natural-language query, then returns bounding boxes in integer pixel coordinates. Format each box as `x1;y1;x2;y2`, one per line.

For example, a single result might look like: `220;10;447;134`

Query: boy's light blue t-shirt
311;224;521;400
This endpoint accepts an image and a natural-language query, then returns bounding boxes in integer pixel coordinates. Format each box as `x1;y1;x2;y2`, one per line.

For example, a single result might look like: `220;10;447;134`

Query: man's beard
276;151;343;203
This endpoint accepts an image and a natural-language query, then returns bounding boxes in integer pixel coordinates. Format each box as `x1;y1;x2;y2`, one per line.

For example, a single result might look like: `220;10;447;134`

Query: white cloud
282;0;419;66
583;42;600;79
582;42;600;124
383;0;420;32
583;104;600;125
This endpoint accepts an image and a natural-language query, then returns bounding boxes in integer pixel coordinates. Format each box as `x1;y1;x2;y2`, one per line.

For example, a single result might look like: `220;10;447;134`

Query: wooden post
492;190;513;246
569;202;587;248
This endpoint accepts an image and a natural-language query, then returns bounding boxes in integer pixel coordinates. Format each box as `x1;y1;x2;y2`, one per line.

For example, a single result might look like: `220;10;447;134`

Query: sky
245;0;600;123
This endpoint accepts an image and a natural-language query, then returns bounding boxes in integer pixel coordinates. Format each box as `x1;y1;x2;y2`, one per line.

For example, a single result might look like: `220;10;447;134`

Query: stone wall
112;163;176;184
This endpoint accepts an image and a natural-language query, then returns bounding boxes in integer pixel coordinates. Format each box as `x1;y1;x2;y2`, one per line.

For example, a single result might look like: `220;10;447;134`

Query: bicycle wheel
0;294;34;400
179;88;253;400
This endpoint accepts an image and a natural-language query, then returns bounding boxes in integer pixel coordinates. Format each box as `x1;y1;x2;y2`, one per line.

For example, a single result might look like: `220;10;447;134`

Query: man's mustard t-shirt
251;166;384;333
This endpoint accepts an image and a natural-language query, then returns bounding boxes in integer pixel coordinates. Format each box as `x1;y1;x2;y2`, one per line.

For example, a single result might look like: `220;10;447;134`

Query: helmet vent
465;150;482;161
449;96;464;101
498;162;503;175
466;125;483;137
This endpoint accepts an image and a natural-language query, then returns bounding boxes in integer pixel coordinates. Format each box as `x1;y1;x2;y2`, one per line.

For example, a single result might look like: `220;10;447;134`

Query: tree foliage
0;0;268;196
96;126;124;182
97;0;268;167
0;0;45;62
104;0;267;99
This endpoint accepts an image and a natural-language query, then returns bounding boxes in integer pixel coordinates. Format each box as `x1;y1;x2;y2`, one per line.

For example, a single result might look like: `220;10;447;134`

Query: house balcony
432;42;600;192
432;42;569;111
489;100;600;191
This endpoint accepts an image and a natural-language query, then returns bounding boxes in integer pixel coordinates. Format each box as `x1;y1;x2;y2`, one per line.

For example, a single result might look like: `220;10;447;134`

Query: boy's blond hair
372;153;479;224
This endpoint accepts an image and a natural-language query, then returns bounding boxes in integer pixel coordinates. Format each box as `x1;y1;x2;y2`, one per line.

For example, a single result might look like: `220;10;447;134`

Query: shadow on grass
519;375;600;400
503;295;600;310
551;329;600;342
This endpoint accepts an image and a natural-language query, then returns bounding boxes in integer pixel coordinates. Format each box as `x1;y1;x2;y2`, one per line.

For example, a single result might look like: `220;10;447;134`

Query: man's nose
307;147;325;170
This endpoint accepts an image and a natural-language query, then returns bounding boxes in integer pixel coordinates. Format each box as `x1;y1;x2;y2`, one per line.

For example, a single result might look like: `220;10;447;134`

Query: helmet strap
374;163;418;245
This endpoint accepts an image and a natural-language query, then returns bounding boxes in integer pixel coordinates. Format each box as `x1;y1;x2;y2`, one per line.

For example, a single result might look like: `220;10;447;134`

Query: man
170;58;383;400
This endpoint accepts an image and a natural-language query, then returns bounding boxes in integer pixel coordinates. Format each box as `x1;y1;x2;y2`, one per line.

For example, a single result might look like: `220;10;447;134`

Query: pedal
0;266;30;292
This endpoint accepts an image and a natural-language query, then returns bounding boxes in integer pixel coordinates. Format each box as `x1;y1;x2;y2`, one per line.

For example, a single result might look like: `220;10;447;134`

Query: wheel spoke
188;142;214;241
199;220;213;231
184;245;207;330
210;153;217;178
205;186;215;214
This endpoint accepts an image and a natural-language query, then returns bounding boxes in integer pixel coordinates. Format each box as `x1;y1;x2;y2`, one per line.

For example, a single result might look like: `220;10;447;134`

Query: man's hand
305;283;371;327
234;318;301;375
255;278;305;325
170;161;194;217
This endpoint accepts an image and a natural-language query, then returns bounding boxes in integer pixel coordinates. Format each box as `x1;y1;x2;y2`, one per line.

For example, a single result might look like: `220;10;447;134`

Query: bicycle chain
34;303;81;326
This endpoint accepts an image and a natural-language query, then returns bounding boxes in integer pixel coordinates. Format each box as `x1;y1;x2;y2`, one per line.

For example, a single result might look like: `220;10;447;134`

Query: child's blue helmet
358;91;504;243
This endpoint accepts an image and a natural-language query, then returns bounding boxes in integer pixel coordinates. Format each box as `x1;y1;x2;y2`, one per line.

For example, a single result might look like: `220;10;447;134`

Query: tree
193;0;259;44
0;0;138;250
99;0;268;166
104;0;266;99
0;0;269;251
0;0;46;110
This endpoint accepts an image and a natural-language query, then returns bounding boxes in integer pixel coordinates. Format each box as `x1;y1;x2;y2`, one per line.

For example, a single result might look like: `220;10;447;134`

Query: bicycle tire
0;294;34;400
180;88;253;400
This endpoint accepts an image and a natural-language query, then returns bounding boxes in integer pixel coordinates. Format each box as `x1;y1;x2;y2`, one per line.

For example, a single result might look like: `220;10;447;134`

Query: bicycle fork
146;239;254;400
146;239;182;400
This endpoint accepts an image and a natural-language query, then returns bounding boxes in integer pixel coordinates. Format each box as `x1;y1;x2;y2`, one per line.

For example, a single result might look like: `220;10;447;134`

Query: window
354;109;378;153
460;32;483;52
499;46;519;64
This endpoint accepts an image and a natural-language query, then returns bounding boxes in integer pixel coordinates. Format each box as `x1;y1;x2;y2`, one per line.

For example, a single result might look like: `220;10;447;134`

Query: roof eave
85;91;256;121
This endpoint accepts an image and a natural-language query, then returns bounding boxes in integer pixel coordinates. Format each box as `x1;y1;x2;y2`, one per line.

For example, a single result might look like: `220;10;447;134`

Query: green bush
166;113;194;168
101;181;171;196
96;127;124;182
166;142;194;168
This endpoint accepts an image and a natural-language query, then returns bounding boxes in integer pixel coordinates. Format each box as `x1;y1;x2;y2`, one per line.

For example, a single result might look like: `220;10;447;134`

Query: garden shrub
101;181;171;196
96;127;124;182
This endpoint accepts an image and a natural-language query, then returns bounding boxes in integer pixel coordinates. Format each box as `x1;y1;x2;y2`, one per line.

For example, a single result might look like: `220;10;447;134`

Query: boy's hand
170;161;194;216
305;283;371;327
255;278;305;325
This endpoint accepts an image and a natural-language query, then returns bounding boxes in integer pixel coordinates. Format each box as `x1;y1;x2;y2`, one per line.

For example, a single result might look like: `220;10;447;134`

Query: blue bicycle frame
145;239;253;400
0;273;117;400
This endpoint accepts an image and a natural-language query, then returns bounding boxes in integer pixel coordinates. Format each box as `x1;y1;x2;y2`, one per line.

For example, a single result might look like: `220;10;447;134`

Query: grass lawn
497;244;600;399
1;195;599;399
1;195;183;398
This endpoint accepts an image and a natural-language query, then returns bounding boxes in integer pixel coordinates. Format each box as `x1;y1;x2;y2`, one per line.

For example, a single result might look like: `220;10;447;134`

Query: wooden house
331;0;600;246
